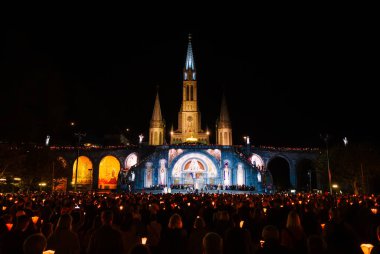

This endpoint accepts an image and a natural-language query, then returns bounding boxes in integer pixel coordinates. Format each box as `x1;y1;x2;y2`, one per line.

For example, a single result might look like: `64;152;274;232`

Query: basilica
59;36;319;193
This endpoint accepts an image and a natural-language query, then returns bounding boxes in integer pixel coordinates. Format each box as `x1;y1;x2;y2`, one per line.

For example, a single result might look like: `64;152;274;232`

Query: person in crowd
87;210;124;254
1;214;32;254
224;213;254;254
324;207;362;254
23;233;47;254
159;213;187;254
47;213;80;254
202;232;223;254
256;225;291;254
307;234;327;254
128;243;151;254
280;209;307;254
40;222;53;240
371;225;380;254
187;216;208;254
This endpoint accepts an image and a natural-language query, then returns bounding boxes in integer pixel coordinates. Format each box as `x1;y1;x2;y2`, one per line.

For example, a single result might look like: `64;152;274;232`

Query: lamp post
74;132;86;192
308;169;312;192
322;134;332;194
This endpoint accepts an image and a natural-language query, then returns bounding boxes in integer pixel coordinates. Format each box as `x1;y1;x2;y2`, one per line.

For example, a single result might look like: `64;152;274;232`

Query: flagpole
325;135;332;194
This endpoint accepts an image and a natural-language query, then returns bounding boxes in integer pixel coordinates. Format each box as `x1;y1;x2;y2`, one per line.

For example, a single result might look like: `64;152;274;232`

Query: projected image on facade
72;156;93;185
98;155;120;189
125;153;138;171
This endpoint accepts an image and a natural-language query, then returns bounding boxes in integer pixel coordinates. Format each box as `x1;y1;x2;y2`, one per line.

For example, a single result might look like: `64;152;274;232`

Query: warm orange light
260;240;265;248
141;237;148;245
240;220;244;228
298;201;302;204
360;244;374;254
98;156;120;190
187;202;191;207
371;208;377;214
321;223;325;230
119;205;124;211
263;208;267;213
43;250;55;254
6;223;13;231
32;216;39;224
2;206;6;211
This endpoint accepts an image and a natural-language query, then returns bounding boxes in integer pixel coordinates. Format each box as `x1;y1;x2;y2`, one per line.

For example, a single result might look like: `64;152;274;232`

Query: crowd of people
0;191;379;254
143;184;256;192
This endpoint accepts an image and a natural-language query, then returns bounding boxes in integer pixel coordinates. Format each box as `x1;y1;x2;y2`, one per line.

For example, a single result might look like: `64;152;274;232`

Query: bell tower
171;34;209;144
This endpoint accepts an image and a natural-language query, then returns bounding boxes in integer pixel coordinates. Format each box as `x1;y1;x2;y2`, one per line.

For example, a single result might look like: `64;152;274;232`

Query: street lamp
321;134;332;194
74;132;86;192
308;169;312;192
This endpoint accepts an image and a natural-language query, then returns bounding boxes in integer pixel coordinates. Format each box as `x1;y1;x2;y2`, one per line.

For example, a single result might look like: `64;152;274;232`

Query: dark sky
0;7;377;147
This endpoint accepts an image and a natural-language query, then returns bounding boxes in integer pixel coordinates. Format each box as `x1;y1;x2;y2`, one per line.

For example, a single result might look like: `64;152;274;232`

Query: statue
131;171;135;182
159;159;166;185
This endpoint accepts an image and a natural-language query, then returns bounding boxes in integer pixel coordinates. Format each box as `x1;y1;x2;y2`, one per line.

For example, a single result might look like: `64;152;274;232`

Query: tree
315;142;380;194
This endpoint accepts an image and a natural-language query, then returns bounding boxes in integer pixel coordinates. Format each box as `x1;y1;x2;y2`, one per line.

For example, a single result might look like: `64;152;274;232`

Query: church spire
184;34;196;81
151;92;162;122
219;93;231;124
217;94;233;146
149;91;165;145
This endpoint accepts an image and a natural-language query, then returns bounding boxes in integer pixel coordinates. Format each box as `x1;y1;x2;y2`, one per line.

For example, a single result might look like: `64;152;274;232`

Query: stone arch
250;153;265;169
170;152;218;187
125;153;138;171
296;159;317;192
267;156;291;192
72;156;93;186
98;155;120;189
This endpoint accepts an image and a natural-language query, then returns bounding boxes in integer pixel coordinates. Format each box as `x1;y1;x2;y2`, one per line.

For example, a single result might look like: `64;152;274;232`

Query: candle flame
6;223;13;231
32;216;39;224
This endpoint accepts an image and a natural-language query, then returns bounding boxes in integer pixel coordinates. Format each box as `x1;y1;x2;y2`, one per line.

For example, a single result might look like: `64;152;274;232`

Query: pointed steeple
219;94;231;125
151;92;162;122
184;34;196;81
217;93;232;145
149;91;165;145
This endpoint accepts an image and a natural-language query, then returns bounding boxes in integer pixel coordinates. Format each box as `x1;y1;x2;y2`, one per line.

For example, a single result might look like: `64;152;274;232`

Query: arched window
72;156;93;186
98;155;120;190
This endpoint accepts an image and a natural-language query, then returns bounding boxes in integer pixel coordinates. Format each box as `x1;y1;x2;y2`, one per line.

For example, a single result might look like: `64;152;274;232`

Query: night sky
0;8;377;147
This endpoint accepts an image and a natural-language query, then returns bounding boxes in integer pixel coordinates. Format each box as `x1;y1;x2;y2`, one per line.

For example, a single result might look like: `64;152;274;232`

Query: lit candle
260;240;265;248
240;220;244;228
6;223;13;231
321;223;325;230
119;205;124;211
187;202;191;207
371;208;377;215
141;237;148;245
42;250;56;254
32;216;39;224
2;206;6;211
360;243;374;254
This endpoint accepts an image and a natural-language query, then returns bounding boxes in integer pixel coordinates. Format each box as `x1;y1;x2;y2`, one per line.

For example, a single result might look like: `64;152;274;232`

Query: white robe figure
159;160;166;185
223;166;230;186
257;172;262;182
131;171;135;182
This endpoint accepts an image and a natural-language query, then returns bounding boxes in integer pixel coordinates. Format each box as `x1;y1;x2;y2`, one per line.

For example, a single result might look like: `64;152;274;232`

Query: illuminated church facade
56;36;320;193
